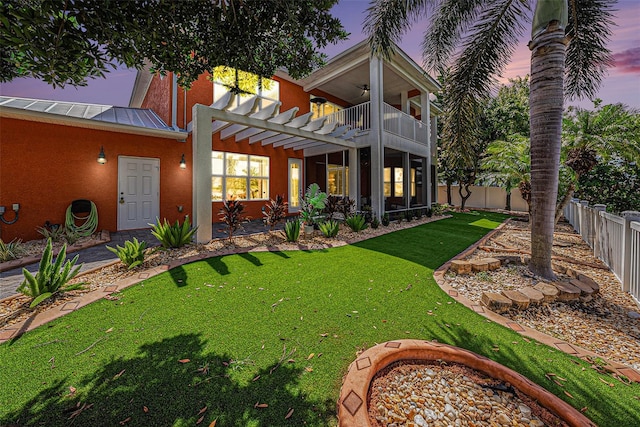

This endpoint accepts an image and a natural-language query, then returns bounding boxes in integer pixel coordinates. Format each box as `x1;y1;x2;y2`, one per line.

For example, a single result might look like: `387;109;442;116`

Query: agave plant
150;217;198;248
345;214;368;232
106;238;148;269
17;238;83;308
318;220;340;238
284;218;300;242
0;238;25;262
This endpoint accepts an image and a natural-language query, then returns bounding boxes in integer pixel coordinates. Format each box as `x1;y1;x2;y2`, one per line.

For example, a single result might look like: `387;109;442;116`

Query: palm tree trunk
528;21;568;279
554;181;576;225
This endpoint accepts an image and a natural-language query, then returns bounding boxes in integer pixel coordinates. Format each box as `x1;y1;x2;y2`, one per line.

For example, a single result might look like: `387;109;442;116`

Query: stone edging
337;340;595;427
432;219;640;383
0;217;450;342
0;230;111;273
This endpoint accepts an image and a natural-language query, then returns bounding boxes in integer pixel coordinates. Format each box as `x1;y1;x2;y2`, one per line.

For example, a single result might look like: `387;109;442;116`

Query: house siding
0;117;191;241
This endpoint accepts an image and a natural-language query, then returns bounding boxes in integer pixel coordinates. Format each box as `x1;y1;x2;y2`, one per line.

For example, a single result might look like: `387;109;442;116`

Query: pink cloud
612;47;640;74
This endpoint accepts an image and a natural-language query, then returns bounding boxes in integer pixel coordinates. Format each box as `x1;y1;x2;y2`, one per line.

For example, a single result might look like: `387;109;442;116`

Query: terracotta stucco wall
0;117;191;241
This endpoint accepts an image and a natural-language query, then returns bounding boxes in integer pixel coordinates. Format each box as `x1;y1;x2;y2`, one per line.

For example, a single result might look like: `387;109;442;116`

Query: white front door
118;156;160;230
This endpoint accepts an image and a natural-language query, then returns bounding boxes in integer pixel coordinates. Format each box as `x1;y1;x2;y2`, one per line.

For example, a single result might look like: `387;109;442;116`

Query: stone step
519;286;545;305
569;279;596;296
577;274;600;293
552;281;581;302
481;292;512;313
470;259;490;272
450;260;472;275
533;283;559;303
501;290;530;309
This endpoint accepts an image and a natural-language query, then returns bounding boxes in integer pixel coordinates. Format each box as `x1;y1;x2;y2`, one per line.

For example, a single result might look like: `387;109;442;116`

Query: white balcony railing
320;101;429;146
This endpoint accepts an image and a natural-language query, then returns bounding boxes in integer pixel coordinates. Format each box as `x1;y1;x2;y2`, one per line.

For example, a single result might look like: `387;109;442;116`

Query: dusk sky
1;0;638;109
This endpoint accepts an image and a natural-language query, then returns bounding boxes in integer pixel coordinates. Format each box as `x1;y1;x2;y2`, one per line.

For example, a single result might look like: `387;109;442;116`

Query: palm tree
365;0;614;279
482;137;531;213
556;101;640;222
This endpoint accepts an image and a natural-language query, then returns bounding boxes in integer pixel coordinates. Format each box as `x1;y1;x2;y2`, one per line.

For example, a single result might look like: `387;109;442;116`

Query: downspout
172;74;179;130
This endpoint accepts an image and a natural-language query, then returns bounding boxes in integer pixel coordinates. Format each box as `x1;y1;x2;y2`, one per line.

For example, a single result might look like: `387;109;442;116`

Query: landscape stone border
432;219;640;383
337;340;595;427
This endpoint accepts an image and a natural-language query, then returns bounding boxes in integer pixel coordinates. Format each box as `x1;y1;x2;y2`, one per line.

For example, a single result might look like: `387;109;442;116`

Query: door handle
119;197;125;204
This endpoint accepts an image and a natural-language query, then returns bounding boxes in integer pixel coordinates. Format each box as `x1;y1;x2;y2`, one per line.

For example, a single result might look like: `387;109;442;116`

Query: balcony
320;101;429;146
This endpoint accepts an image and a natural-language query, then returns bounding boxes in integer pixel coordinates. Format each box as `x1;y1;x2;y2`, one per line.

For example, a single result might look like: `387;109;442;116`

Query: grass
1;212;638;426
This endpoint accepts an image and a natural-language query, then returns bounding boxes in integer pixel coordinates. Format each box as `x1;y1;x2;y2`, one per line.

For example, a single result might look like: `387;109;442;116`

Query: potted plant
299;183;327;234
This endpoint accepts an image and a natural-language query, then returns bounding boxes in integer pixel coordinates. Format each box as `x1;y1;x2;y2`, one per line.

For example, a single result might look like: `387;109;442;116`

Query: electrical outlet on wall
0;206;5;215
12;203;20;211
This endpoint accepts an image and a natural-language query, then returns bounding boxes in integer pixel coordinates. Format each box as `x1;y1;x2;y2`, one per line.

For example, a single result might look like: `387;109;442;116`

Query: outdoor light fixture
180;153;187;169
97;146;106;164
310;96;327;105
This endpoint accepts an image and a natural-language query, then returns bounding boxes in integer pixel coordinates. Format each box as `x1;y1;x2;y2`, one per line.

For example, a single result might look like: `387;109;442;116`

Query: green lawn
1;212;638;426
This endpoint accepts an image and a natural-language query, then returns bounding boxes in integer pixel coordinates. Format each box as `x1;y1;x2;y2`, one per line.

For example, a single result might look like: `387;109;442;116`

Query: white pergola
190;93;360;243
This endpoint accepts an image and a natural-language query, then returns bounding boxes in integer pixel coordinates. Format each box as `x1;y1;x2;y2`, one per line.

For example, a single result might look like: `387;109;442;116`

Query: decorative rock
533;283;559;303
628;311;640;320
414;414;428;427
552;281;581;302
577;273;600;293
481;292;512;313
470;259;490;272
485;258;502;270
501;290;530;309
569;279;595;296
451;260;472;275
519;287;545;305
551;262;567;274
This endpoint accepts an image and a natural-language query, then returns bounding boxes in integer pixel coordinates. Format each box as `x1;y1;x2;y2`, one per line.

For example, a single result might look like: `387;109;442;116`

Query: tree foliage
575;161;640;214
0;0;347;88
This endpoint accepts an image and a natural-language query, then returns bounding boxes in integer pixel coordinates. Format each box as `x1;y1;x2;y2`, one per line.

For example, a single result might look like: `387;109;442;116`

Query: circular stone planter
337;340;595;427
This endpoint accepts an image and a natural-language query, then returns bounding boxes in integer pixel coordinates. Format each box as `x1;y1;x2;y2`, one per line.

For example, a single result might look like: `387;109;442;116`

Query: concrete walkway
0;219;282;300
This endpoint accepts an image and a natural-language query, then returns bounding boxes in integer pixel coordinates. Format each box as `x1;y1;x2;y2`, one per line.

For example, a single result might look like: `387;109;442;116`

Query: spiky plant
17;238;83;308
150;217;198;248
219;198;246;242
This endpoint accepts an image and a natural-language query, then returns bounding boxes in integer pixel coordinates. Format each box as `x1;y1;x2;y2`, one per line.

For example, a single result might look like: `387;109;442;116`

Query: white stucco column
348;147;360;209
430;115;438;205
421;91;431;206
192;104;214;243
369;55;385;220
400;91;409;114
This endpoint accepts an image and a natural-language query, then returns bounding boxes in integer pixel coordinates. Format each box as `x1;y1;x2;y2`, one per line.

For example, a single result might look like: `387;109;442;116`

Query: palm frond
565;0;615;100
421;0;487;72
365;0;430;59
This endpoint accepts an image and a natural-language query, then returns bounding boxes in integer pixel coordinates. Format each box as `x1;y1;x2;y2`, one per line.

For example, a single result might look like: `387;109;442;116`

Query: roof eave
0;106;188;140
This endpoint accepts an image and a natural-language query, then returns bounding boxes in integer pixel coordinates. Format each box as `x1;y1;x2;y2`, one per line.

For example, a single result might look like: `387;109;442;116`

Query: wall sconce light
180;153;187;169
97;146;107;164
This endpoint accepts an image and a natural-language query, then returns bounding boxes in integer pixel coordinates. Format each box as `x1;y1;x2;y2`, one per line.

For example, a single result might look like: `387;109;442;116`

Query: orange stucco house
0;41;441;243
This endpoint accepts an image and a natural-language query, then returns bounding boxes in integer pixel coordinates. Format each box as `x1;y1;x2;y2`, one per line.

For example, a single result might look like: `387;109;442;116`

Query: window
211;151;269;201
383;167;403;197
213;66;279;110
310;95;343;120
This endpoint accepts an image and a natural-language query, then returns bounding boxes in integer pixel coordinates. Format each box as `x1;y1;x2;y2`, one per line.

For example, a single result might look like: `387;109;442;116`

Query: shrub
284;219;301;242
263;194;288;230
432;203;451;216
17;238;83;308
0;238;25;262
151;217;198;248
345;214;368;232
107;238;147;269
370;215;380;229
63;228;82;245
300;183;327;226
381;212;390;226
426;208;433;218
219;198;246;242
318;220;340;238
37;223;65;242
404;210;413;222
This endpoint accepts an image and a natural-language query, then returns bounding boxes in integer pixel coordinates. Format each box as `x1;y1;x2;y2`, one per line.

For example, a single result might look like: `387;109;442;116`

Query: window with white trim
212;66;279;110
211;151;269;201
